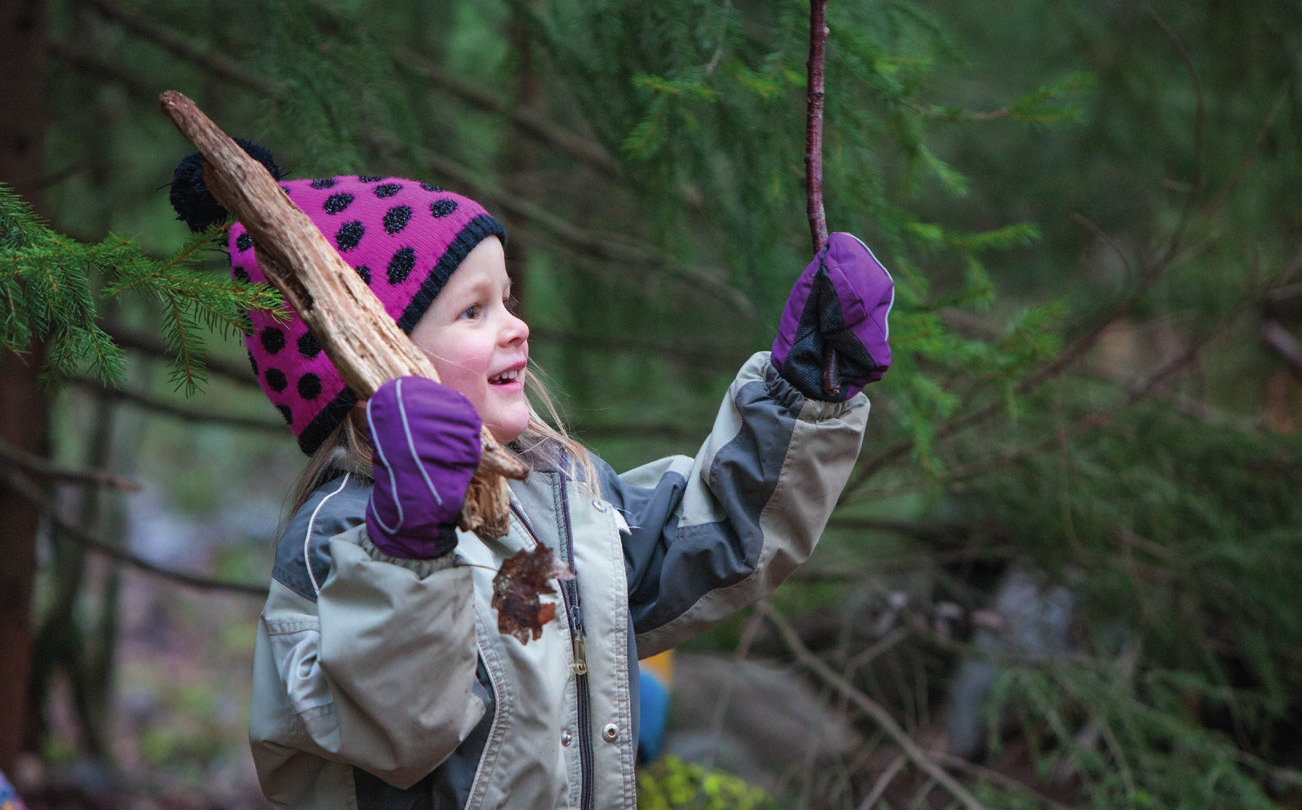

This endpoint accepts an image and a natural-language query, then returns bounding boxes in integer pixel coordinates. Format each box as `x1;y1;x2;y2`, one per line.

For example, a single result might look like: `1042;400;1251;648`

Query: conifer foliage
3;0;1301;807
0;183;280;394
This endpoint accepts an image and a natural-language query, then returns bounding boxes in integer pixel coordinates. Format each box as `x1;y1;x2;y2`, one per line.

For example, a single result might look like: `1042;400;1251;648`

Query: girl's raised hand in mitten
365;376;483;559
771;232;895;402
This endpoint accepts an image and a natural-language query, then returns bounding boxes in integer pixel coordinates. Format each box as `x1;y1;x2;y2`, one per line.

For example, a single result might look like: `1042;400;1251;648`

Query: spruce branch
1;183;282;393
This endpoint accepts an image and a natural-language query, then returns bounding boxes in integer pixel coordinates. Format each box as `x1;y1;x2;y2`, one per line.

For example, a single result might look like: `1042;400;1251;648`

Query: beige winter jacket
247;353;870;808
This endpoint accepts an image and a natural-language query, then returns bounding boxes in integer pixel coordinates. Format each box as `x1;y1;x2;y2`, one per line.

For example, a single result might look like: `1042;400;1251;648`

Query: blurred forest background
3;0;1302;807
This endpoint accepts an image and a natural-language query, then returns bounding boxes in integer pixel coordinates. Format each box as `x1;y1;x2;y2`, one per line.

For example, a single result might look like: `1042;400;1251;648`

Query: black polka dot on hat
260;326;286;354
265;368;288;393
298;373;322;400
421;183;445;192
310;178;338;189
276;404;293;425
247;351;259;376
236;232;253;252
387;247;416;284
384;205;412;235
375;183;402;198
233;267;251;283
359;175;383;183
324;193;355;215
430;199;458;218
355;265;372;285
297;332;322;358
336;221;365;251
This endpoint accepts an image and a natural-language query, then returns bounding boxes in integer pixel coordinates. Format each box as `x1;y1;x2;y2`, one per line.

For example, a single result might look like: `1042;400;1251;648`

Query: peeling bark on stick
158;90;525;541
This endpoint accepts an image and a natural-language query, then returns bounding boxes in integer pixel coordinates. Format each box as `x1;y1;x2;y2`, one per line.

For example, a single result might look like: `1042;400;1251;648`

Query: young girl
170;145;894;809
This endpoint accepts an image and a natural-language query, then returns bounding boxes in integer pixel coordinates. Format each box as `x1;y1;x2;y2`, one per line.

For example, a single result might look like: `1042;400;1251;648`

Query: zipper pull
571;631;589;676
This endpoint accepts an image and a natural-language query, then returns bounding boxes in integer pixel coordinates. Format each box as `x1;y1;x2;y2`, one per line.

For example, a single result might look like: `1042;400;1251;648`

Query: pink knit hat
170;144;505;453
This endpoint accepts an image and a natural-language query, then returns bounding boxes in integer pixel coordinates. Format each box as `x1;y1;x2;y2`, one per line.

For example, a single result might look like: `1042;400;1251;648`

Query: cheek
429;356;480;400
423;339;487;402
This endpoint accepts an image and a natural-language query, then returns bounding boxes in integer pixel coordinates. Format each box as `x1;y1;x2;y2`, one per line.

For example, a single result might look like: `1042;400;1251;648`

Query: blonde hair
285;362;596;517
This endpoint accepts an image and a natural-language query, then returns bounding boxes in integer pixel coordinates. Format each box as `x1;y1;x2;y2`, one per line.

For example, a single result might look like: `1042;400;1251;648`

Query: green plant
637;756;778;810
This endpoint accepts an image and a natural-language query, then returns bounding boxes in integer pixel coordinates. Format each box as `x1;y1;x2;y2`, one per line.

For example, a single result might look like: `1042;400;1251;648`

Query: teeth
491;369;519;384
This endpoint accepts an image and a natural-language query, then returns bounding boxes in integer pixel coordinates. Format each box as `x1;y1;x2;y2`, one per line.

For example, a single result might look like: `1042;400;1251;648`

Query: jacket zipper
556;477;595;810
510;484;594;810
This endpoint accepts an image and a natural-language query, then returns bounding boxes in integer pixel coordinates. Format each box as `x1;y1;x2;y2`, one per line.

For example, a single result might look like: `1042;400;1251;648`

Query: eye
458;303;481;320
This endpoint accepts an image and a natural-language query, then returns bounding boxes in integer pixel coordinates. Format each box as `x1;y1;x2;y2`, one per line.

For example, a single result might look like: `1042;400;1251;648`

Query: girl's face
410;237;531;444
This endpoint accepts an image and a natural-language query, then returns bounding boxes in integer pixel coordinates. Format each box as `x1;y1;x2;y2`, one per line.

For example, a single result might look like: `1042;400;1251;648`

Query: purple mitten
364;376;483;558
771;232;894;402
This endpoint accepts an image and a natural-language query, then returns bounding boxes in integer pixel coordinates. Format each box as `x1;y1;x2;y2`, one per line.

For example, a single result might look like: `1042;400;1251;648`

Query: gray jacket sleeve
605;352;870;658
248;473;485;795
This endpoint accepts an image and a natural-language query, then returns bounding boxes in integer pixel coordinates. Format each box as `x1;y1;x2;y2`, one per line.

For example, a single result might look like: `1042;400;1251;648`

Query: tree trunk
0;0;49;774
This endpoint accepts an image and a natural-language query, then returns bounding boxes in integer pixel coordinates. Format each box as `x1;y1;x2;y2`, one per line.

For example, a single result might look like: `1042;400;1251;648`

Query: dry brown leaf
492;545;573;644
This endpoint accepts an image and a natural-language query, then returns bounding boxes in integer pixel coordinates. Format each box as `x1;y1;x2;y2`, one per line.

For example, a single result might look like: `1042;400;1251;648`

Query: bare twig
310;5;623;180
1261;320;1302;379
0;437;141;493
858;753;906;810
358;128;755;319
0;467;266;597
848;10;1282;492
102;323;260;387
78;0;284;96
933;752;1076;810
856;306;1244;502
805;0;829;255
755;601;986;810
71;376;284;433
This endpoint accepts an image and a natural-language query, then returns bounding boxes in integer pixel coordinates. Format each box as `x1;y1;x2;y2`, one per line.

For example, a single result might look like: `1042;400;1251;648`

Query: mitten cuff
364;512;460;560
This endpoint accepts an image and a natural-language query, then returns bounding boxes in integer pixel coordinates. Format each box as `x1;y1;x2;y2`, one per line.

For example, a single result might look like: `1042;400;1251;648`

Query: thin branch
46;39;159;105
805;0;829;254
76;0;284;96
0;467;266;597
852;12;1276;490
932;752;1076;810
1261;320;1302;380
1143;6;1205;269
858;753;906;810
78;0;621;181
855;305;1243;501
71;376;285;433
754;601;987;810
346;18;622;179
1191;81;1290;233
359;129;756;319
0;437;141;493
103;322;260;388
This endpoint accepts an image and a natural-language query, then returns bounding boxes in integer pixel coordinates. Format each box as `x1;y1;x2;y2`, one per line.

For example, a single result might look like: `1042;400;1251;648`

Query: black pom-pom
168;139;287;233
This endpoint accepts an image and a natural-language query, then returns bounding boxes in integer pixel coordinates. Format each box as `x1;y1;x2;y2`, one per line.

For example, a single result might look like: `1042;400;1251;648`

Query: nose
501;308;529;346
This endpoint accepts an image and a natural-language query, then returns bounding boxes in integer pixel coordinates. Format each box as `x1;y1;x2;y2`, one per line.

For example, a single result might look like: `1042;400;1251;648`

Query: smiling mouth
489;368;521;385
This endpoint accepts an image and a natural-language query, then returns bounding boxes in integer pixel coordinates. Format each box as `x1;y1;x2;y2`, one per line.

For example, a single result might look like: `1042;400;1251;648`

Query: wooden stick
806;0;842;398
805;0;830;256
159;90;526;541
